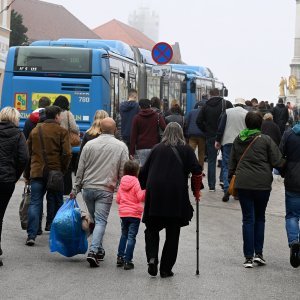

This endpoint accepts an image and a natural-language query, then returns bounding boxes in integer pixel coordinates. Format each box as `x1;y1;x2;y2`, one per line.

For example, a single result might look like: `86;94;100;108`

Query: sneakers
124;261;134;270
222;191;230;202
148;258;158;276
25;238;35;246
243;258;254;268
87;251;100;268
253;254;266;266
96;250;105;261
290;241;300;268
116;256;124;267
209;188;216;192
37;228;43;236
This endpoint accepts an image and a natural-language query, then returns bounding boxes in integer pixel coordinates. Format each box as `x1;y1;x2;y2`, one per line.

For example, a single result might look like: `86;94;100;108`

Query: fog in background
44;0;295;103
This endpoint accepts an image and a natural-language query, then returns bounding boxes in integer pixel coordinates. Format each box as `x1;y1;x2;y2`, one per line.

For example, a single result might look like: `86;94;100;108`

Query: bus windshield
14;47;92;73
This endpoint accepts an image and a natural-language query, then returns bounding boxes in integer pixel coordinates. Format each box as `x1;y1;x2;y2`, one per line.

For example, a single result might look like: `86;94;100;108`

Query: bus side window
129;76;136;90
110;72;119;119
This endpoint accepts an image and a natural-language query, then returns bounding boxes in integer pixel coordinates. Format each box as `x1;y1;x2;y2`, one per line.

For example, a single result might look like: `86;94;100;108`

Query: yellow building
0;0;11;101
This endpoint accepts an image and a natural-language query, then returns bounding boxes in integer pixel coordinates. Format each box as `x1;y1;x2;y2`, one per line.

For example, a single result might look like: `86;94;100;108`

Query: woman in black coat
139;122;203;278
0;107;28;267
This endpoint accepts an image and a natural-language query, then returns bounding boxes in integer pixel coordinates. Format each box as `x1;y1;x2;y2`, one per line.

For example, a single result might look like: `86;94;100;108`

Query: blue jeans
117;217;140;262
221;144;232;193
82;189;113;253
285;190;300;245
27;179;63;239
238;189;270;258
206;137;218;189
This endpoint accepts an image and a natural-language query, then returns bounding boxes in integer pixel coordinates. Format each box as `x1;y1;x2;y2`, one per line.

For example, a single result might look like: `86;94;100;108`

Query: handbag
228;135;260;197
19;184;31;230
38;126;64;193
67;112;80;147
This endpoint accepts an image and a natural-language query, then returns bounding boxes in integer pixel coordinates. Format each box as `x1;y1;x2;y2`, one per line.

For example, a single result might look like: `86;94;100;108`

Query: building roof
12;0;99;42
93;19;155;51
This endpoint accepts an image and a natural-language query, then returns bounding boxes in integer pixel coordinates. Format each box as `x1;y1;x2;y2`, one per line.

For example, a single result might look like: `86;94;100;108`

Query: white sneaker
243;258;254;268
253;254;266;266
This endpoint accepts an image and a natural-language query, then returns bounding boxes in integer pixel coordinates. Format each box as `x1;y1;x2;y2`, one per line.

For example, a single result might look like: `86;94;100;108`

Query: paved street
0;174;299;300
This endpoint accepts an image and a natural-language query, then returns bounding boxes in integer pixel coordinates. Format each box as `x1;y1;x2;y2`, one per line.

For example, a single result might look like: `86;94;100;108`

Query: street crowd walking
0;91;299;276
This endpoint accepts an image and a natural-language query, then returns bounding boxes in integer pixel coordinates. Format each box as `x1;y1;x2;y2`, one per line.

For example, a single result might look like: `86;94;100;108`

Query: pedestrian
194;94;208;109
24;106;71;246
116;160;145;270
184;103;206;169
71;118;128;268
118;89;139;149
261;113;281;146
130;99;166;166
196;88;233;191
23;96;51;235
139;122;203;278
23;97;51;139
164;99;184;128
151;97;164;141
272;98;289;136
215;98;248;202
76;110;109;167
0;107;28;266
228;112;285;268
279;122;300;268
53;95;79;195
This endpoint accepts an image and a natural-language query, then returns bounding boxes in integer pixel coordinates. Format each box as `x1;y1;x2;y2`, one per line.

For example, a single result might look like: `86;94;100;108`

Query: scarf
239;129;261;141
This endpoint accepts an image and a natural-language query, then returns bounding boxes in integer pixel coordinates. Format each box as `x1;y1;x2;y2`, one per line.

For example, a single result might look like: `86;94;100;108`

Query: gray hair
263;113;273;121
161;122;186;146
0;106;20;126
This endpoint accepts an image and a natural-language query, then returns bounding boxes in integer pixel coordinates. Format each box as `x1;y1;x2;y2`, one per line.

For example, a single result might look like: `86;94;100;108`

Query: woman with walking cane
139;122;203;278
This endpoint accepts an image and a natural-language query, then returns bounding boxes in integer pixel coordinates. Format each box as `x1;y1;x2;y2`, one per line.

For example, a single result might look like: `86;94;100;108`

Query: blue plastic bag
49;199;88;257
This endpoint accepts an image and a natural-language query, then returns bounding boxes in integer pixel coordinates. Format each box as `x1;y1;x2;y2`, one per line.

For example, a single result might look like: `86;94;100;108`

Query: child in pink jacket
116;160;145;270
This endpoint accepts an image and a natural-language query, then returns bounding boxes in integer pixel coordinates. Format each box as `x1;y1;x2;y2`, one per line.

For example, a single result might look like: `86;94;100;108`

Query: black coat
196;97;233;137
272;104;289;135
0;121;29;182
261;120;281;146
139;143;202;226
280;125;300;193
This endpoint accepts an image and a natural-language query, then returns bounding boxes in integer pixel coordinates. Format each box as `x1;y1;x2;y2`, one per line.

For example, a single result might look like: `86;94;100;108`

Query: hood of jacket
120;101;139;113
120;175;138;191
276;103;286;109
206;96;224;107
0;121;19;138
236;132;260;145
292;123;300;135
138;109;156;118
29;108;44;124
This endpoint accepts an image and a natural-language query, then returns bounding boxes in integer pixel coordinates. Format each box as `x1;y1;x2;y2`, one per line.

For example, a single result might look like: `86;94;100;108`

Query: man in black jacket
196;88;233;191
272;98;289;136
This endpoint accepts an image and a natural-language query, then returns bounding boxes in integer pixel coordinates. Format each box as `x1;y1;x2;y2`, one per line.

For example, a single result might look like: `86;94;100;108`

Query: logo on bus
14;93;27;111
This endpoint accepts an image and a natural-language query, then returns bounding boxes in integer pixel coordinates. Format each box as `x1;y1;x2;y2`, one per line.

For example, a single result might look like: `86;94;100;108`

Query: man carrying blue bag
70;118;128;267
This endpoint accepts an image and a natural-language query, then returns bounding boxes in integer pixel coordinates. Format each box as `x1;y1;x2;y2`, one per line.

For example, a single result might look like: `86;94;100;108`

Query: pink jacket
116;175;145;219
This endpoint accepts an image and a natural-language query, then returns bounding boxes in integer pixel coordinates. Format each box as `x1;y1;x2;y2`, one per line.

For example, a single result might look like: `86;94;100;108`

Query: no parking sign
151;42;173;65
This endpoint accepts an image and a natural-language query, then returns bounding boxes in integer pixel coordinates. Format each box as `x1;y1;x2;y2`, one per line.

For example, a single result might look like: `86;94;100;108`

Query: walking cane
196;198;200;276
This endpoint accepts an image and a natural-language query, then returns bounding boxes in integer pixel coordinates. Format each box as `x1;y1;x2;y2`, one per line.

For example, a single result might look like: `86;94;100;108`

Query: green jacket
229;133;285;190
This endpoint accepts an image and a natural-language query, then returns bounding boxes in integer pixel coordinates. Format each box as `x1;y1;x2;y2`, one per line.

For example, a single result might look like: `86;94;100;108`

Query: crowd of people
0;89;299;275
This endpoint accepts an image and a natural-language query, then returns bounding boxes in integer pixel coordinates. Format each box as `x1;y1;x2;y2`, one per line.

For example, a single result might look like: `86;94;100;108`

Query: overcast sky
44;0;295;103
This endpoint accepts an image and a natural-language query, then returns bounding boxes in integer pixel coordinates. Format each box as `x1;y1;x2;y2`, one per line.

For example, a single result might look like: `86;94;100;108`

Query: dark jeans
0;182;15;242
206;137;218;189
145;218;181;273
27;179;63;239
117;217;140;262
238;189;270;258
285;190;300;245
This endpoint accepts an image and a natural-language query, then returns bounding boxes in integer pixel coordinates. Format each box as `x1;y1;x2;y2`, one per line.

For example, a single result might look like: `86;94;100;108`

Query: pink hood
116;175;145;219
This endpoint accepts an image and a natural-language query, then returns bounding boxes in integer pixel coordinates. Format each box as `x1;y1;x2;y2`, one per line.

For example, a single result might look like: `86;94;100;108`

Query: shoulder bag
67;112;80;147
228;135;260;197
38;126;64;193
